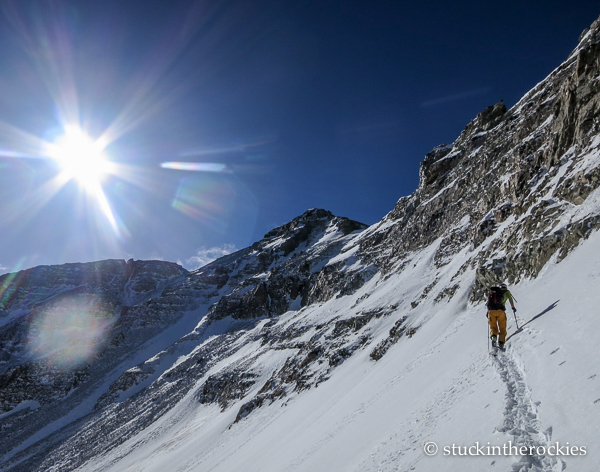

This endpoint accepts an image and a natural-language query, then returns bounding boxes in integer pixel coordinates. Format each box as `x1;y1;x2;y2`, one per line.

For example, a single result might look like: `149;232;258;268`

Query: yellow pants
488;309;507;343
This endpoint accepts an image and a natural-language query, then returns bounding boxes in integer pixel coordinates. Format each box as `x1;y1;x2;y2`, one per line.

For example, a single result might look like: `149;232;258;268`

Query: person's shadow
506;300;560;341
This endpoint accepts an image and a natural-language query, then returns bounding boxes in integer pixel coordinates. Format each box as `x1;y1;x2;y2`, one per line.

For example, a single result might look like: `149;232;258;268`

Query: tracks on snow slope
492;348;564;472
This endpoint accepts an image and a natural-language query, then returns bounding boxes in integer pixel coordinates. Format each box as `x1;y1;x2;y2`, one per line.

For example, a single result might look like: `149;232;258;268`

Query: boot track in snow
492;348;565;472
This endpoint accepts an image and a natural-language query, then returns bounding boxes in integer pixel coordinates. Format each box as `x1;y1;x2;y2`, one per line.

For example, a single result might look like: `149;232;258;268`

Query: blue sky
0;0;598;273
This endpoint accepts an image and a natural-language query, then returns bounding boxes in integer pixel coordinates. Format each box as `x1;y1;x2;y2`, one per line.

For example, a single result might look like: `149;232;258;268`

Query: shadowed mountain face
1;15;600;472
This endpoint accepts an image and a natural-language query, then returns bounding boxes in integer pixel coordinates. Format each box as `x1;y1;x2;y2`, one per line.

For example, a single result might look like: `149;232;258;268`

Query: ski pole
486;311;489;351
512;308;519;330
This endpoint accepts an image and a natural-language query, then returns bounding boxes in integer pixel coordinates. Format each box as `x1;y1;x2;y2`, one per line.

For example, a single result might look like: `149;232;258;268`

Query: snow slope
74;226;600;472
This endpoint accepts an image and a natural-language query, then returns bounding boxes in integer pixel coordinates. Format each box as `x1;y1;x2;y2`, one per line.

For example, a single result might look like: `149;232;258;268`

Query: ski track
492;347;564;472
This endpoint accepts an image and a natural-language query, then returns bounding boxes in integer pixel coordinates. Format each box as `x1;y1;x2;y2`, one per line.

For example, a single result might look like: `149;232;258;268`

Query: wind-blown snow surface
74;227;600;471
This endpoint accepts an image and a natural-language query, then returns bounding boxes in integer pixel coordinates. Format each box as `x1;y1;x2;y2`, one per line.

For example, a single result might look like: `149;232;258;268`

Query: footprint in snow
492;349;566;471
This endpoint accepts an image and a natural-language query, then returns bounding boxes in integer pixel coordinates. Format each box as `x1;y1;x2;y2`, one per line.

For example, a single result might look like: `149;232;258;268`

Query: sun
47;126;112;190
42;124;123;237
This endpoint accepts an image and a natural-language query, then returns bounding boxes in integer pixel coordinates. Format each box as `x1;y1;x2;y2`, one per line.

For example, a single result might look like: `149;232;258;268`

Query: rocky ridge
356;14;600;300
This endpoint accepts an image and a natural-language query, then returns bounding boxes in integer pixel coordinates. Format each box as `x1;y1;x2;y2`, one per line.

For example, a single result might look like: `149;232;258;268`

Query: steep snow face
2;14;600;472
18;216;600;472
2;204;597;463
0;259;192;461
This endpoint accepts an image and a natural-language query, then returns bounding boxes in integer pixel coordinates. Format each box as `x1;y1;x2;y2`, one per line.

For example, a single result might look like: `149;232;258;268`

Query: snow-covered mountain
2;14;600;472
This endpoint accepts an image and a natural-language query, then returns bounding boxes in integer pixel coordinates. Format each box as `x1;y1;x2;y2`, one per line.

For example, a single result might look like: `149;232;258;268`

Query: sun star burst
47;126;112;190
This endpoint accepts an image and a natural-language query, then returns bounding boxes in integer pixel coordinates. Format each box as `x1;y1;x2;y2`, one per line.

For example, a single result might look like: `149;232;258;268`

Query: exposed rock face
1;14;600;472
205;208;368;320
0;260;190;455
358;15;600;299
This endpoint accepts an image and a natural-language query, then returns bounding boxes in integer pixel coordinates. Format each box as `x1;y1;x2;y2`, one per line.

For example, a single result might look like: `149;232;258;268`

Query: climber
487;283;516;350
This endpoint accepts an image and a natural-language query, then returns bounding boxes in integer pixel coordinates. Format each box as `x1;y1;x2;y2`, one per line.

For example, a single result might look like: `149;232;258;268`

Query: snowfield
74;228;600;472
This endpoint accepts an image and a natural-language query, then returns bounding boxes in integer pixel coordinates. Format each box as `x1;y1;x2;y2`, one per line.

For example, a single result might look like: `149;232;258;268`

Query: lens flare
171;176;233;230
160;162;227;172
27;295;114;369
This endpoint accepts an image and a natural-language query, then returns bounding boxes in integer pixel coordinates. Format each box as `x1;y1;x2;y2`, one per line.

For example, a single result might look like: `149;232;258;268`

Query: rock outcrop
357;15;600;300
205;208;368;320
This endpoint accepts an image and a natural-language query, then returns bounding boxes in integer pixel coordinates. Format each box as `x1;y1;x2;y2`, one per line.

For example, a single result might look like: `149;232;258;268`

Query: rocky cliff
1;14;600;472
357;15;600;299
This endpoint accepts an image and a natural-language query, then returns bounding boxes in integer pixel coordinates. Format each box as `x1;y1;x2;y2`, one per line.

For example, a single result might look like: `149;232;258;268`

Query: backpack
486;286;506;310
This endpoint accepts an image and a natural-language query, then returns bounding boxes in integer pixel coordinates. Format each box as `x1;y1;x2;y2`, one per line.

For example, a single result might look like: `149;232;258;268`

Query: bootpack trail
491;345;564;472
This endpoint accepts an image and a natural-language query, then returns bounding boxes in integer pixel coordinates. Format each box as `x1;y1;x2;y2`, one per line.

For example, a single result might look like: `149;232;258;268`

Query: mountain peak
263;208;366;240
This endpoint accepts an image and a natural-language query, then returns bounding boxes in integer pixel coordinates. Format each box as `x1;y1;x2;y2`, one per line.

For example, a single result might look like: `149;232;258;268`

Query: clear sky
0;0;598;273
